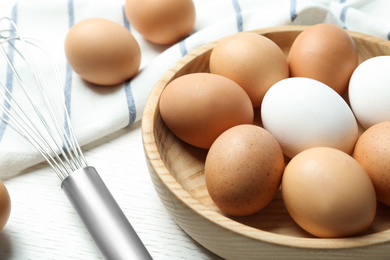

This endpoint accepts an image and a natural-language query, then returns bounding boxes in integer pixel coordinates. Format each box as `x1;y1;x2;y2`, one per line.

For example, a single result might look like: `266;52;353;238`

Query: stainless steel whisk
0;17;152;260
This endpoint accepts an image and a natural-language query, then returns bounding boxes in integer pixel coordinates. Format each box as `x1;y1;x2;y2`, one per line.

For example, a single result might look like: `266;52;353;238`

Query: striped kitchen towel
0;0;389;179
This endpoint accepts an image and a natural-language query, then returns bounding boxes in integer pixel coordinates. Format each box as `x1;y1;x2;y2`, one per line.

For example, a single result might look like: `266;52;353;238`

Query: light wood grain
142;26;390;259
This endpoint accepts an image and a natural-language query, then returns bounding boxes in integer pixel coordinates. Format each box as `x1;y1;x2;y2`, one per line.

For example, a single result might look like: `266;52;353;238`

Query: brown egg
282;147;376;238
205;124;285;216
354;121;390;206
0;180;11;232
65;18;141;86
210;32;289;107
159;73;253;149
124;0;196;45
288;23;358;95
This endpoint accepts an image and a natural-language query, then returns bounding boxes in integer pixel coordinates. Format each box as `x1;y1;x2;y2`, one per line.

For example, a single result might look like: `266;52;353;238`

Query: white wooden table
0;122;221;259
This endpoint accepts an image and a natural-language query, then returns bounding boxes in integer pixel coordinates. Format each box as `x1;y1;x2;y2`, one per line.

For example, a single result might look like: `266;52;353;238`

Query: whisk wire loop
0;17;88;180
0;85;69;179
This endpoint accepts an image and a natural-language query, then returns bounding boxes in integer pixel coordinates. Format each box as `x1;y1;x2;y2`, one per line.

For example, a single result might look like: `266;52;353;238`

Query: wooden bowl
142;26;390;259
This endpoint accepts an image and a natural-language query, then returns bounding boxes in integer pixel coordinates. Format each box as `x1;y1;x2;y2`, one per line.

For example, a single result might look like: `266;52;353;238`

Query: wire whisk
0;17;151;260
0;18;87;181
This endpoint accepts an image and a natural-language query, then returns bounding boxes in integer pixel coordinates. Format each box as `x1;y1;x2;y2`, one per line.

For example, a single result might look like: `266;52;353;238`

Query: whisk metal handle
61;166;152;260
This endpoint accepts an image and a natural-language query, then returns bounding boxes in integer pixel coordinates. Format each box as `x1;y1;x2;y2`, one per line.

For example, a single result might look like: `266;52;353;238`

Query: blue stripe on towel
179;40;188;57
67;0;74;28
340;5;349;29
124;80;136;125
62;0;75;140
0;3;18;144
123;6;130;30
64;0;74;117
232;0;243;32
290;0;297;22
123;6;137;126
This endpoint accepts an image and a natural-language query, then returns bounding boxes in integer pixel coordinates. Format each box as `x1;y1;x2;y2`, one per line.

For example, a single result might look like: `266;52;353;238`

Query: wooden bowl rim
142;25;390;250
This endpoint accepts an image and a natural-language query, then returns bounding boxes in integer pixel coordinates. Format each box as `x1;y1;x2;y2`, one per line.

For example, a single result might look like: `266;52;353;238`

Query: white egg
349;55;390;129
261;77;358;158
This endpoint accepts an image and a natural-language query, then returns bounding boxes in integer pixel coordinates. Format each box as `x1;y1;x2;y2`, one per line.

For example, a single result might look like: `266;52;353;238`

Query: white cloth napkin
0;0;389;179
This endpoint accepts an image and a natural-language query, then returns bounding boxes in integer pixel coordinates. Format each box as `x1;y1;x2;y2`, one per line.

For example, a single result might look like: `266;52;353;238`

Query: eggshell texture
205;124;284;216
288;23;358;95
282;147;376;238
0;180;11;232
159;73;254;149
349;56;390;129
353;121;390;206
261;77;358;158
65;18;141;86
210;32;289;107
124;0;195;45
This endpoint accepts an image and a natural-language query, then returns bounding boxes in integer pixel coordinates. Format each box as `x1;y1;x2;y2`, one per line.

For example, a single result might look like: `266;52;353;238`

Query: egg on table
124;0;196;45
65;18;141;86
0;180;10;232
